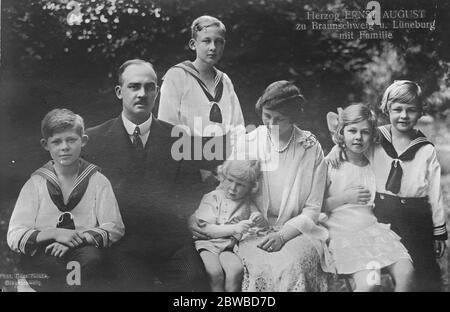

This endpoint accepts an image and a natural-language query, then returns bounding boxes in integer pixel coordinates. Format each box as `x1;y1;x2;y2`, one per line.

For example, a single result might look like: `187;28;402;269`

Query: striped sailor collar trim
32;159;99;193
378;125;432;151
175;61;224;92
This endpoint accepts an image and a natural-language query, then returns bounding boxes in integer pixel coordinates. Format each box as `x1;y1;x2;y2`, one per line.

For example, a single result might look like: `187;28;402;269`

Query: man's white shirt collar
121;112;152;147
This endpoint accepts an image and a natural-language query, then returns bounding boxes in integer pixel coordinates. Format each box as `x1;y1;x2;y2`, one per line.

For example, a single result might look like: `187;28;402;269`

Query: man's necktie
132;126;144;151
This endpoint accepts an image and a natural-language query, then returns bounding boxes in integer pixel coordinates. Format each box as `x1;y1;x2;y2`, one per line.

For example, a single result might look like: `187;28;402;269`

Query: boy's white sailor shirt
7;172;125;255
367;127;447;239
158;65;245;138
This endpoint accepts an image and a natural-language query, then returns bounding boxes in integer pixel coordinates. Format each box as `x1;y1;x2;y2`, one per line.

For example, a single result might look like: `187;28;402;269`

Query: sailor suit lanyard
32;159;99;229
173;61;224;123
378;125;433;194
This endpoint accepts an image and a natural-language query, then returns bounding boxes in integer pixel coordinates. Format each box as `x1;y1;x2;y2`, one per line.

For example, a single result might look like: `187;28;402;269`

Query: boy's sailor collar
32;159;100;212
378;124;433;194
378;124;433;158
178;61;223;90
173;61;224;101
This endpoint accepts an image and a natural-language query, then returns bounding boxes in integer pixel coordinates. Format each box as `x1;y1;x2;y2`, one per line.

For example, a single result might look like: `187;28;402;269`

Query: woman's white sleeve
285;144;328;241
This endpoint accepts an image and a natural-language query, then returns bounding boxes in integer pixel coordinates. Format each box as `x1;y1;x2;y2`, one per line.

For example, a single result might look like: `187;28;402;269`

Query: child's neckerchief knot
32;159;100;213
172;61;224;123
378;125;432;194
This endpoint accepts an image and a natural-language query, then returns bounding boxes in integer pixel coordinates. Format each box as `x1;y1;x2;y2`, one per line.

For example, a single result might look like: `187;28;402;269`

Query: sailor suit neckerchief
32;159;99;229
378;125;433;194
173;61;224;123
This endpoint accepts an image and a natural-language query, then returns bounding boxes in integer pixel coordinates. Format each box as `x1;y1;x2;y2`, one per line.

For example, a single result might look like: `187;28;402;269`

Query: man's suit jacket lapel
92;114;179;183
109;114;134;150
145;116;179;180
97;115;139;177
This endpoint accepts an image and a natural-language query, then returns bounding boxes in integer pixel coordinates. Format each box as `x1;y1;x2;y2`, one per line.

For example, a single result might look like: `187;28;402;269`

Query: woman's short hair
41;108;84;139
333;104;378;147
191;15;226;39
255;80;305;123
380;80;423;114
217;159;261;193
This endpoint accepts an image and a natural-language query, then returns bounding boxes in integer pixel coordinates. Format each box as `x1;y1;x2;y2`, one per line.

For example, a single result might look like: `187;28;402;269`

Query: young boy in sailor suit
158;15;245;178
7;109;125;291
372;81;447;291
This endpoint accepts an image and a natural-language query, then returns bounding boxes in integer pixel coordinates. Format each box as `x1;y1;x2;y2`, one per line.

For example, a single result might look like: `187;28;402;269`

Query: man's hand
188;215;210;240
45;242;70;258
53;229;85;248
344;186;371;205
434;240;446;258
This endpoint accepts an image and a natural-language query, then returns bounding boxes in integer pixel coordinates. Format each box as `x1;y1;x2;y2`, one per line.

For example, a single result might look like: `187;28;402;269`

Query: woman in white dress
189;80;330;291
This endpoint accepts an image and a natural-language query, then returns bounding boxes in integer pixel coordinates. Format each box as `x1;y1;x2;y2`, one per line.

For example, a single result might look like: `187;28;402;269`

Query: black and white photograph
0;0;449;296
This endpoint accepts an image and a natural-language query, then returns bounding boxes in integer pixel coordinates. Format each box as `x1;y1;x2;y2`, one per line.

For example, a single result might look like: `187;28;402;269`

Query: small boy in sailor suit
372;81;447;291
7;109;125;291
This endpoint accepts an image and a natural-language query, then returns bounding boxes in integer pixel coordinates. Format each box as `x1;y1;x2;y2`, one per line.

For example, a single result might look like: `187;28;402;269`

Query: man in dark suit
83;59;207;291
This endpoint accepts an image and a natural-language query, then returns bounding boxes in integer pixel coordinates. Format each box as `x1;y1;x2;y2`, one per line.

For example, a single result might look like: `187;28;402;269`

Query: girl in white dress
324;104;413;291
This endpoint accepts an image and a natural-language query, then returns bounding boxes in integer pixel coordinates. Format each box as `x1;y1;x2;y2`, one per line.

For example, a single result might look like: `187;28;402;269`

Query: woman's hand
188;215;210;240
326;145;345;169
344;186;371;205
257;232;285;253
434;239;446;258
45;242;70;258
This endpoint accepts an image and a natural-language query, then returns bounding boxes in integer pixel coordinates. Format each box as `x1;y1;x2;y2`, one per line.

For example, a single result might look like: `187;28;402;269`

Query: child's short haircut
333;103;378;147
217;159;260;192
41;108;85;139
380;80;423;114
191;15;226;39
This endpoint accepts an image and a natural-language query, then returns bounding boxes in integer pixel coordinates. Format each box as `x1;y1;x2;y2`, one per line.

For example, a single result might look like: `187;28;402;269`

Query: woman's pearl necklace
267;127;295;153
